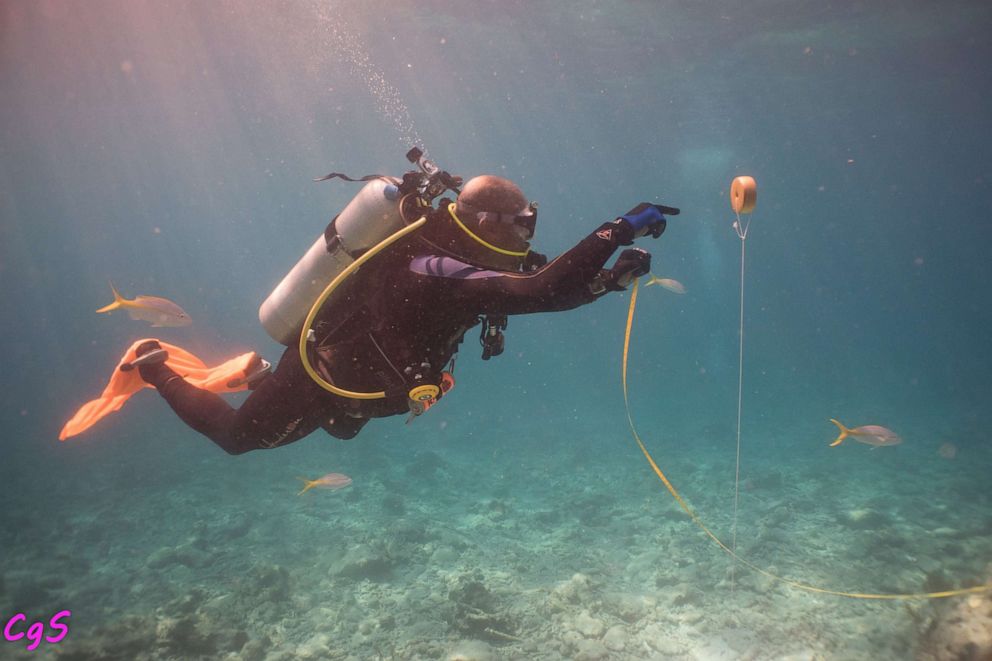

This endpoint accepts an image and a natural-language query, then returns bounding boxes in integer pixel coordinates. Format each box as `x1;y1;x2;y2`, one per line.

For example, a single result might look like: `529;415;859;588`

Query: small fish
297;473;352;495
937;442;957;459
96;282;191;327
645;274;686;294
828;419;902;448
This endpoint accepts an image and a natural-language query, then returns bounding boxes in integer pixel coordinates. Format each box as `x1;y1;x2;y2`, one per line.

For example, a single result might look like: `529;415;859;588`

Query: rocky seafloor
3;421;991;660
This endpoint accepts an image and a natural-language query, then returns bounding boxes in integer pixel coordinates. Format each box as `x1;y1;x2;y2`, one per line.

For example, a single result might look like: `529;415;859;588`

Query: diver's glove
604;248;652;291
619;203;671;240
523;250;548;272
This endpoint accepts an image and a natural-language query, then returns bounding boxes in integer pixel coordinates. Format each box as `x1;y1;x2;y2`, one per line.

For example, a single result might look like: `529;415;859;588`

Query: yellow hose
623;278;991;600
298;216;427;400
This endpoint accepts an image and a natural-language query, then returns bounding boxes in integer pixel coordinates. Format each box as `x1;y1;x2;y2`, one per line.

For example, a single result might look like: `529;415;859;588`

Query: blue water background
2;1;991;658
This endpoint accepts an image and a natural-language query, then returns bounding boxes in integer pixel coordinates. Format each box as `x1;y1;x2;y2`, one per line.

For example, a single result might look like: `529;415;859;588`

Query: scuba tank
259;148;463;347
258;148;521;415
259;177;404;345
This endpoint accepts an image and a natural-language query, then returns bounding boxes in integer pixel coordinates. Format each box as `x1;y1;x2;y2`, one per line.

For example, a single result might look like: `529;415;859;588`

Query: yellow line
622;278;991;601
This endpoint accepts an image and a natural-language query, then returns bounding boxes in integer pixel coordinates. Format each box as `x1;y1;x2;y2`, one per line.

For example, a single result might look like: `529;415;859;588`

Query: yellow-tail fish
297;473;352;495
96;282;192;327
645;275;686;294
828;419;902;448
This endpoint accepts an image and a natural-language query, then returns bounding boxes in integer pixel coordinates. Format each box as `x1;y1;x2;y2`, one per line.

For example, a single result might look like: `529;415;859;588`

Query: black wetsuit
139;216;638;454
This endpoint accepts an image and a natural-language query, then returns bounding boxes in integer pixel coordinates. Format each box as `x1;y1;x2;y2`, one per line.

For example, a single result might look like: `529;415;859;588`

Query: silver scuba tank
259;177;403;345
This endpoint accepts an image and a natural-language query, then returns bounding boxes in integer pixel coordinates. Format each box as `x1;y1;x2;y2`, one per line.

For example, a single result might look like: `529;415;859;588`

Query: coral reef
918;569;992;661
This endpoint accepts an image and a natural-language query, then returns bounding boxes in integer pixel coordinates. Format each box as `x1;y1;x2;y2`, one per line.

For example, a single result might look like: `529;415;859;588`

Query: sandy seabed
3;422;990;661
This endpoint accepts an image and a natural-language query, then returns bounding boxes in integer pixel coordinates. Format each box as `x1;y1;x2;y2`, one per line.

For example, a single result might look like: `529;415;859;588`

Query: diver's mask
444;203;533;271
475;202;538;240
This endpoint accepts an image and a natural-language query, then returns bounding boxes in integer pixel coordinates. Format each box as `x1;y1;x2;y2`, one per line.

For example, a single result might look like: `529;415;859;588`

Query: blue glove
620;203;669;239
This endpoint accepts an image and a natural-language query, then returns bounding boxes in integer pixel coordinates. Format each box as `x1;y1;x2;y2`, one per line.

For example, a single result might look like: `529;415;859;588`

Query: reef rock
549;572;595;611
446;638;495;661
145;542;204;569
602;624;628;652
332;543;394;580
837;508;890;530
445;572;518;642
573;610;605;638
919;585;992;660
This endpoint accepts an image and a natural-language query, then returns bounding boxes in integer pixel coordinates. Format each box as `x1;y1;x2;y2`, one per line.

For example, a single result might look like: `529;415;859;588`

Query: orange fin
828;418;849;447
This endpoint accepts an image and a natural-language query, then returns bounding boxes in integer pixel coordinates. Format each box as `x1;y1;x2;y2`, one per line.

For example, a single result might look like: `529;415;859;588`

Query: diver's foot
135;339;162;357
120;341;169;372
245;357;272;389
227;356;271;390
121;340;178;388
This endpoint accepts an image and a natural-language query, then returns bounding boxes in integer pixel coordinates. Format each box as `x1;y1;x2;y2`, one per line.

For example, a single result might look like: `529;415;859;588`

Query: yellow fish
297;473;353;495
645;274;686;294
96;282;192;327
828;419;902;447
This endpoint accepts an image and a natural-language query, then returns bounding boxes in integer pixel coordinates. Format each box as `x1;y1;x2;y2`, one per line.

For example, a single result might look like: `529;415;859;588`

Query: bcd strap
313;172;387;183
315;171;445;201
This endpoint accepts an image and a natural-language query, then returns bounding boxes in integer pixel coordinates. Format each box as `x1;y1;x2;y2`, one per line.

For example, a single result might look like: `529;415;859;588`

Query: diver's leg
231;345;371;443
137;357;245;451
225;346;336;452
159;372;239;443
138;344;330;454
319;412;369;440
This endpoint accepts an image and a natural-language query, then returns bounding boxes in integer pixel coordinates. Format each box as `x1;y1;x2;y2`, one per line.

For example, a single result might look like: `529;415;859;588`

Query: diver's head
438;175;536;270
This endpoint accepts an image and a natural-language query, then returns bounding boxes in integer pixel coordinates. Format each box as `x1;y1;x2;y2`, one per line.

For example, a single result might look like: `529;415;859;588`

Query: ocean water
2;1;991;659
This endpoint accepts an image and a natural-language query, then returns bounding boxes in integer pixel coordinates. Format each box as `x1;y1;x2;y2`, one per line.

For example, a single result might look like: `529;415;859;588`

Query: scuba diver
128;150;677;454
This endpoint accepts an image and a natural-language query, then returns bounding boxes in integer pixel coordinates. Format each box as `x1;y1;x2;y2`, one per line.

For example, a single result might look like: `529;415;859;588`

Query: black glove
605;248;652;291
523;250;548;272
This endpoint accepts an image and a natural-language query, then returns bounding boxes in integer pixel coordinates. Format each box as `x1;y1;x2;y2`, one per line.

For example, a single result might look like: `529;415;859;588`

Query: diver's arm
413;219;644;315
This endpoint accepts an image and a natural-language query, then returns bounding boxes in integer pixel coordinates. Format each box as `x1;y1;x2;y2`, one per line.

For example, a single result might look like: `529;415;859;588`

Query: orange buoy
730;176;757;214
